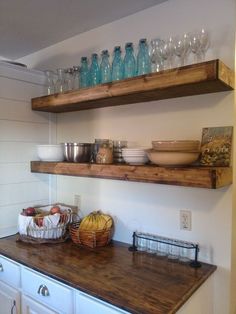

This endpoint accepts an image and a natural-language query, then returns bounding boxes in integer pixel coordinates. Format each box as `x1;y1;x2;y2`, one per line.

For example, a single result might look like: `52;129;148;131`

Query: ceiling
0;0;166;60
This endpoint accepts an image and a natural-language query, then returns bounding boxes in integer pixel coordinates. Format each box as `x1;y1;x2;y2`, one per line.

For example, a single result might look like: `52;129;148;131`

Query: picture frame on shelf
200;126;233;167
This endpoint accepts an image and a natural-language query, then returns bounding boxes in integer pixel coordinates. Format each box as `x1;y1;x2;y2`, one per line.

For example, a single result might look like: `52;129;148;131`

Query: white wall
19;0;235;313
0;63;54;237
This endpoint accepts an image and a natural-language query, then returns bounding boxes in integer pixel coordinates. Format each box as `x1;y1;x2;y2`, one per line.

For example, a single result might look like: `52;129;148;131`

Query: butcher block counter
0;235;216;314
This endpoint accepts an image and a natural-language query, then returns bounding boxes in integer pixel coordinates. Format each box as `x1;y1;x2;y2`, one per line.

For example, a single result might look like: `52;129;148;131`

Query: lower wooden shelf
31;161;232;189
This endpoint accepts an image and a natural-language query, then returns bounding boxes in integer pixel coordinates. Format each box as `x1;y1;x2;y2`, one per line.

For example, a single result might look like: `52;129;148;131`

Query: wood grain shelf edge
31;60;234;113
31;161;232;189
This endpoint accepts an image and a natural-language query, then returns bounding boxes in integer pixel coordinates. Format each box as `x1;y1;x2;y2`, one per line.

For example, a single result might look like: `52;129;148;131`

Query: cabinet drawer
75;291;129;314
0;255;20;288
21;267;73;314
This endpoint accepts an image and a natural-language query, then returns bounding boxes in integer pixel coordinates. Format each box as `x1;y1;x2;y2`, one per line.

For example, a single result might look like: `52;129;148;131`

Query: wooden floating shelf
31;161;232;189
32;59;234;113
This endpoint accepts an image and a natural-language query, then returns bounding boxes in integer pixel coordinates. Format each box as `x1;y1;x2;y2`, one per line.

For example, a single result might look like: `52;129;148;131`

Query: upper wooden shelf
32;59;234;113
31;161;232;189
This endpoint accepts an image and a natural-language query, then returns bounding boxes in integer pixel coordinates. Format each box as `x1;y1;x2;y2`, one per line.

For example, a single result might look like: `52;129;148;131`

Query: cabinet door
75;292;129;314
0;281;20;314
22;294;59;314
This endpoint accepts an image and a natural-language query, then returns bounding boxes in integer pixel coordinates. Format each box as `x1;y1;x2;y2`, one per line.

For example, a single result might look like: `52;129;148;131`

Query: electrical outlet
74;194;81;210
180;210;192;231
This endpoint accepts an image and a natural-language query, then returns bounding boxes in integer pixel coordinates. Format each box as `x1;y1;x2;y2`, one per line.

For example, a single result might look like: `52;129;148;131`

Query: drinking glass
55;68;68;93
45;70;55;95
167;239;179;261
156;236;167;257
137;233;148;252
65;68;74;91
174;33;190;67
179;242;191;263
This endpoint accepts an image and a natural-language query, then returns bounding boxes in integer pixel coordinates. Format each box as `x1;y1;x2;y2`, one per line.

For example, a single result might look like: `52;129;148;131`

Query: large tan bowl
147;149;200;166
152;140;200;152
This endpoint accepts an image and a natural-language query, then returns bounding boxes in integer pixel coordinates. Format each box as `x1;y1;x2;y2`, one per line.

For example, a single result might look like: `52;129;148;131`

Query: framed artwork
200;126;233;166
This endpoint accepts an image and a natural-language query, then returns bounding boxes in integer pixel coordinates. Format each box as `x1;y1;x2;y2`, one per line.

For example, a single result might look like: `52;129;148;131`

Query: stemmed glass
150;38;164;72
189;29;210;63
157;38;175;70
174;33;190;67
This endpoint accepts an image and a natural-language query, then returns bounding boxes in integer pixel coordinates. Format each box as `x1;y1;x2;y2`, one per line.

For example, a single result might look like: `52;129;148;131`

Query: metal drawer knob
37;284;50;297
0;263;3;272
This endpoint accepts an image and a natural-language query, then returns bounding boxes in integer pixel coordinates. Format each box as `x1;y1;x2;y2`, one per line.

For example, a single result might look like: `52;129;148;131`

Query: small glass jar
94;139;113;164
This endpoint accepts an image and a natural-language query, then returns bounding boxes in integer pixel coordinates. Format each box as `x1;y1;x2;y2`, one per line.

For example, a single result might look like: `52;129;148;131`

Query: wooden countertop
0;235;216;314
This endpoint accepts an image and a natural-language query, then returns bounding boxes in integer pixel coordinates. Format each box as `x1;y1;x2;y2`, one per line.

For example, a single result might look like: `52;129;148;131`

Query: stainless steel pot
63;143;92;162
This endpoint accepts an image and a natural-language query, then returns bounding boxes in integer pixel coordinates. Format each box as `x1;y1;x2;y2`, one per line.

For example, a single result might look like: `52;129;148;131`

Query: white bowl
146;149;200;166
123;155;148;165
37;144;64;162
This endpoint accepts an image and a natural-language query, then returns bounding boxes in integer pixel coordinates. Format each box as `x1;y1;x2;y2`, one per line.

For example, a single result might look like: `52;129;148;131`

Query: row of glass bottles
45;38;151;94
80;39;150;88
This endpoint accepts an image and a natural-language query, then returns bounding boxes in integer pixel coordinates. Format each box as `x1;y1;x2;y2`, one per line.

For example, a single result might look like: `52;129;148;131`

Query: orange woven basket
69;221;113;248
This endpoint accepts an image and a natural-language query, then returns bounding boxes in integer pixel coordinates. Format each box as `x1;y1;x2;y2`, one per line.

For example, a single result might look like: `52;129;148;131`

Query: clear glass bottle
123;42;136;79
80;57;90;88
55;68;68;93
111;46;123;82
137;38;151;76
44;70;55;95
100;50;111;83
73;66;80;90
65;68;74;91
90;53;100;86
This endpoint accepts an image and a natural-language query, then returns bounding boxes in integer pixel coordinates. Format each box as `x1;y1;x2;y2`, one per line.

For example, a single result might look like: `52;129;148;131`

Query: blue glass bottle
136;38;151;76
90;53;100;86
111;46;123;81
100;50;111;83
79;57;90;88
123;42;136;79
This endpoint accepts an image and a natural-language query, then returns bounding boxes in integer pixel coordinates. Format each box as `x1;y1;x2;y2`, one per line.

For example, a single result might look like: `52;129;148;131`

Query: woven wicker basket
69;221;113;248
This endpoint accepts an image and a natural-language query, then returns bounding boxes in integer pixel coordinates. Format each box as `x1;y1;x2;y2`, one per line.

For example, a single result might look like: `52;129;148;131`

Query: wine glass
174;33;190;67
189;29;210;63
199;29;210;60
158;38;174;70
150;38;164;72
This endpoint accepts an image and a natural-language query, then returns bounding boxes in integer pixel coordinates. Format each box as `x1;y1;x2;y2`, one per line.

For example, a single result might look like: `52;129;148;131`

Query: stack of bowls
147;140;200;166
122;147;149;165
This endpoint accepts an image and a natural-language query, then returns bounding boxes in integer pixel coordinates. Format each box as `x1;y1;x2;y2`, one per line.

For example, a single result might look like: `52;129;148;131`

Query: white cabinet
21;295;58;314
0;280;20;314
21;268;73;314
75;292;129;314
0;255;20;288
0;254;129;314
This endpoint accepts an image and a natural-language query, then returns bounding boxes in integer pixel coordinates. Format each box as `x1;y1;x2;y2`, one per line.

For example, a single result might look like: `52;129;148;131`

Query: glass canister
113;140;127;163
123;42;136;79
90;53;100;86
136;38;151;76
80;57;90;88
100;50;112;83
111;46;123;82
94;139;113;164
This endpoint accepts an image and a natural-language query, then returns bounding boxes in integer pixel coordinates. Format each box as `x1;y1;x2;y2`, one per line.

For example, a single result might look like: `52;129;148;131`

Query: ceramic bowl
146;149;200;166
37;144;64;162
152;140;200;151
